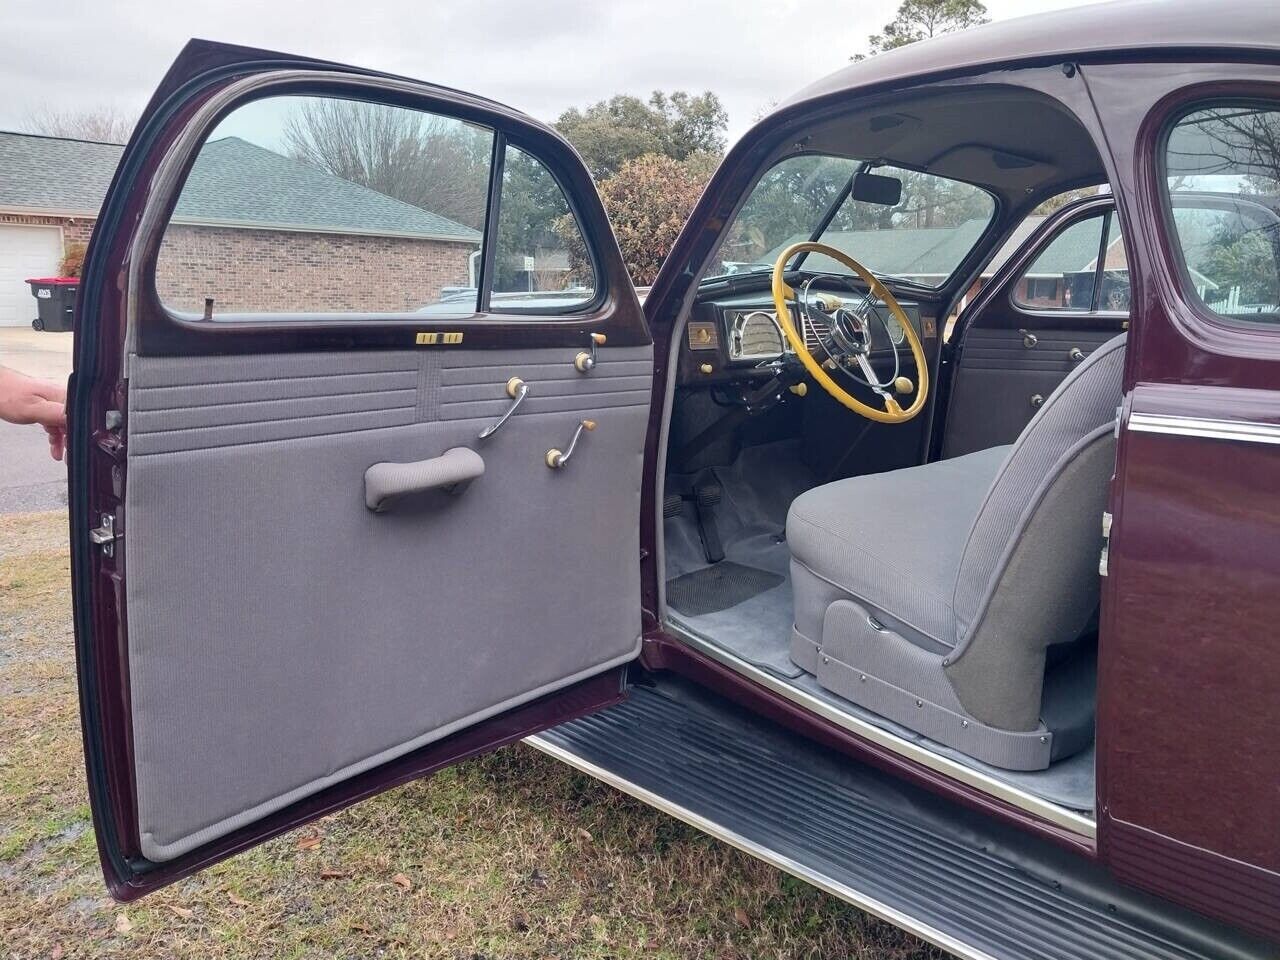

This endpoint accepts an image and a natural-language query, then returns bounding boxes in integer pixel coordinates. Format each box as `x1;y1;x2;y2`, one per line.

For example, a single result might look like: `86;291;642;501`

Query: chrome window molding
1128;412;1280;445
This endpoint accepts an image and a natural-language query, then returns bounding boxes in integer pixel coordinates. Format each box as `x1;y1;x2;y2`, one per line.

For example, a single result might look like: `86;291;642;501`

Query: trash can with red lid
26;277;78;332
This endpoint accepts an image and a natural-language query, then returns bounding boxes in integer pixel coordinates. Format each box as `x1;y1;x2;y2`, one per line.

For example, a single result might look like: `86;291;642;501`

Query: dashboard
679;287;924;387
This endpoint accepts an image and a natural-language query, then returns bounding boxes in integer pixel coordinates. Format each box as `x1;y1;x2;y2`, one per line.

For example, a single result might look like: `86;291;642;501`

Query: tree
561;153;715;285
554;92;727;180
23;104;136;143
1032;187;1102;216
282;98;491;230
853;0;988;60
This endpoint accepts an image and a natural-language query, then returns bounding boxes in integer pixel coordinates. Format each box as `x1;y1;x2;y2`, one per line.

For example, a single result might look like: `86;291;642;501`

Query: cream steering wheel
771;242;929;424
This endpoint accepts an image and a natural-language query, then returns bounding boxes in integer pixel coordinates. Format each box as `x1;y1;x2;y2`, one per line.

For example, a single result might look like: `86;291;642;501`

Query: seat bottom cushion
786;444;1009;649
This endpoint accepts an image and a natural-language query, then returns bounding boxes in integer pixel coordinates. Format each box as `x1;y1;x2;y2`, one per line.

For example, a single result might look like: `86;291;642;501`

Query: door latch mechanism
89;513;119;557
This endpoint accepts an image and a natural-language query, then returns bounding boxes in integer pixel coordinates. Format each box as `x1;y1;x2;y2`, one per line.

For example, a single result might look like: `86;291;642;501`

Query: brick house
0;130;481;327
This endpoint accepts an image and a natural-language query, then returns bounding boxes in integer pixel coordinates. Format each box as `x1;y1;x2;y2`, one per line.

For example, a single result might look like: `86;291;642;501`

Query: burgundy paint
1087;63;1280;941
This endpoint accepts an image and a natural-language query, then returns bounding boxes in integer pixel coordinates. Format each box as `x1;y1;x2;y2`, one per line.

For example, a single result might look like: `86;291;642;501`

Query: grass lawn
0;510;944;959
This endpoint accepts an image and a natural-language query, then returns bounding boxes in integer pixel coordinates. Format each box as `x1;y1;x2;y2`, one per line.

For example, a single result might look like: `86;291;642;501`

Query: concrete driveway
1;328;73;514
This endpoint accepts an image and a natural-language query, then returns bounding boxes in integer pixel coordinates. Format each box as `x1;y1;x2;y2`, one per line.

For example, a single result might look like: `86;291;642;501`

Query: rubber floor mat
666;562;784;617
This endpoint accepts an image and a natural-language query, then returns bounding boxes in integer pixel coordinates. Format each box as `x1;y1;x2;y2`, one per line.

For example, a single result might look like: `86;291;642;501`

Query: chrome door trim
667;620;1096;839
526;734;1002;960
1129;412;1280;445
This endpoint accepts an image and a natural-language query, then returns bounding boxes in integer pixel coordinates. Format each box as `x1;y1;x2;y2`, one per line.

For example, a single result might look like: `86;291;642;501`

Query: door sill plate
667;618;1095;838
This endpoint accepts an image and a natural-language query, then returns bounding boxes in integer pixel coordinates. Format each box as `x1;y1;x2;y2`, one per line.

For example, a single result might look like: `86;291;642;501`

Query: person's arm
0;365;67;461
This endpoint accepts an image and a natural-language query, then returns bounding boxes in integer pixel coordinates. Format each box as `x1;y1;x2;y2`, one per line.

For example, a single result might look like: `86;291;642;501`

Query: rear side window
1164;103;1280;326
1012;210;1129;314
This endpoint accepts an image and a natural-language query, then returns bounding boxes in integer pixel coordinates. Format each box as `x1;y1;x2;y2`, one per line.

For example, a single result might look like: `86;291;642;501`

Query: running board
527;678;1269;960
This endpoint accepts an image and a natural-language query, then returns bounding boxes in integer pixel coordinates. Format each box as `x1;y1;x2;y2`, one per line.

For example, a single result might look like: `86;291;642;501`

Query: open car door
68;40;652;899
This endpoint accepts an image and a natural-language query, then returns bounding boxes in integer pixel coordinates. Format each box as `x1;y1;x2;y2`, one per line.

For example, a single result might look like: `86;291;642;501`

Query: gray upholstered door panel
124;345;651;860
943;327;1121;458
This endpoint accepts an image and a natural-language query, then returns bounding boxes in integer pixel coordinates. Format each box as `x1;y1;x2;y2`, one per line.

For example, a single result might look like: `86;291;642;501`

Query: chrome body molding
1128;412;1280;445
525;734;1002;960
666;621;1096;838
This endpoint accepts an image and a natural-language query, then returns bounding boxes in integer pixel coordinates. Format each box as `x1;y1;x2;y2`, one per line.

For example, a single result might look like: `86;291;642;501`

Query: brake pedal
663;493;684;519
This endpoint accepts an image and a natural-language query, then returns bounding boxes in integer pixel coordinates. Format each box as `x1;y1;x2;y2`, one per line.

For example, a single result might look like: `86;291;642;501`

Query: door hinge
89;514;119;557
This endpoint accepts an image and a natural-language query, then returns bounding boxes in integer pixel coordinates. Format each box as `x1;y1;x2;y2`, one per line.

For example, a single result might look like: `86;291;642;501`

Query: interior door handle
364;447;484;511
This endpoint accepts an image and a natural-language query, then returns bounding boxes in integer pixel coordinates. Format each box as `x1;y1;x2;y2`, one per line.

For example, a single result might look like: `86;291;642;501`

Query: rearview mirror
852;171;902;206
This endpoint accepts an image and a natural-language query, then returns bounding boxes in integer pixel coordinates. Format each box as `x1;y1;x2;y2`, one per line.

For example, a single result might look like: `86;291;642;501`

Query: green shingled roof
0;131;122;214
0;131;479;243
174;138;479;242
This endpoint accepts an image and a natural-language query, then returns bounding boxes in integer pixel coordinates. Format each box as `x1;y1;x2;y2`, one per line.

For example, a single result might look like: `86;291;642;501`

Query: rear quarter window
1163;103;1280;327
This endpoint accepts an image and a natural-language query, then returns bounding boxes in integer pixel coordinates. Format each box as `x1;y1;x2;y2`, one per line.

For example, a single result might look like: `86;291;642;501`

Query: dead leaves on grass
295;832;324;851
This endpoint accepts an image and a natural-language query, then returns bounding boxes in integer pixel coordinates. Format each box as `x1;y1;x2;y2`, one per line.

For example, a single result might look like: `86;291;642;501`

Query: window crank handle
546;419;596;468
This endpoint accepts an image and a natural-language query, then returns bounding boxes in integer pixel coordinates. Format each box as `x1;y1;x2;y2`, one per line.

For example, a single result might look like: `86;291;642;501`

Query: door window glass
490;144;597;312
1164;104;1280;325
1012;213;1106;311
154;94;491;318
1098;214;1131;312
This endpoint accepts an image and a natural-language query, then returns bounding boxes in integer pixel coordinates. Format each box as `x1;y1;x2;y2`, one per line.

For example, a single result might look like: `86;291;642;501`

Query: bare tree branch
22;103;137;143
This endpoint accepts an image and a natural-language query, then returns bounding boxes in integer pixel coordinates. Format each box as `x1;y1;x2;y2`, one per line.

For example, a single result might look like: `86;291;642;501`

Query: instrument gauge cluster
724;308;791;361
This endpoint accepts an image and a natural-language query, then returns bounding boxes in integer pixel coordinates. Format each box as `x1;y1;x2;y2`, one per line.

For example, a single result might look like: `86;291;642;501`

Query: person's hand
0;366;68;461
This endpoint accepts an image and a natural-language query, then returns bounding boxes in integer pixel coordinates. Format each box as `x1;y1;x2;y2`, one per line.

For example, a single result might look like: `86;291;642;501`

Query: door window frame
125;70;638;357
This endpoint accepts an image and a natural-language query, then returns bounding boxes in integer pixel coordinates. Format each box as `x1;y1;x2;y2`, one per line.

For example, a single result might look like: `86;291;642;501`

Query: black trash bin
26;277;78;332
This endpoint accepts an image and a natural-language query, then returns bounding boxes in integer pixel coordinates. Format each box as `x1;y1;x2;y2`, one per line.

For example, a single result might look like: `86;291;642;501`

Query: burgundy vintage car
68;2;1280;957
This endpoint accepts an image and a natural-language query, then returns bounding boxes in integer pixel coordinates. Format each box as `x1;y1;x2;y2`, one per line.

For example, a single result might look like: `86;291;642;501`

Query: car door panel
942;199;1128;458
944;326;1123;456
124;345;650;861
70;39;653;891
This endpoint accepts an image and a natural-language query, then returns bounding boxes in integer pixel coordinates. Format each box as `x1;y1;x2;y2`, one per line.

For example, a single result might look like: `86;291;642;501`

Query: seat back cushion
946;429;1116;729
951;332;1125;643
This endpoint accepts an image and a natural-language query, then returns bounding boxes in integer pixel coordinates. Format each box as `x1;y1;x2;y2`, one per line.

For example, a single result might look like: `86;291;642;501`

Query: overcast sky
1;0;1100;145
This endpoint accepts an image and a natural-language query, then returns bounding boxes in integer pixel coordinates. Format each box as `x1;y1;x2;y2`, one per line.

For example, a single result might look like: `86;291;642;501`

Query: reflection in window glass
1098;215;1131;312
155;95;491;317
491;145;596;312
1012;214;1104;311
1165;105;1280;325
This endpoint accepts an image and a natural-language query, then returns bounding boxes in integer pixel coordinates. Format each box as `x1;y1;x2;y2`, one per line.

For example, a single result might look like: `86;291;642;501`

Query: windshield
708;155;996;288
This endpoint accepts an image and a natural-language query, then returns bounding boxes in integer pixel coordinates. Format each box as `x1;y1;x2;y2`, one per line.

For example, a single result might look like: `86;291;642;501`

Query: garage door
0;225;63;327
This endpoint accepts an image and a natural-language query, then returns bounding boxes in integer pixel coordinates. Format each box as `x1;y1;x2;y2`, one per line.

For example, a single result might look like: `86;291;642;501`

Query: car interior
658;83;1130;816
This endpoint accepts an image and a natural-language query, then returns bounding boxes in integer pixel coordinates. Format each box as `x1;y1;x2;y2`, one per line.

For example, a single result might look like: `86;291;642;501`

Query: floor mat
667;562;784;617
